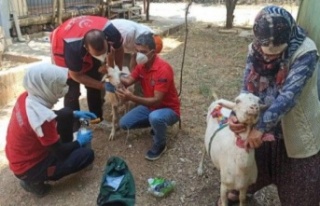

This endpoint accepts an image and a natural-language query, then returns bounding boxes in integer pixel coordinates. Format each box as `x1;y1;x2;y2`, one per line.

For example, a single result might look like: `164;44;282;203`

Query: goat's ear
114;66;120;73
216;99;235;110
122;66;130;74
101;74;108;82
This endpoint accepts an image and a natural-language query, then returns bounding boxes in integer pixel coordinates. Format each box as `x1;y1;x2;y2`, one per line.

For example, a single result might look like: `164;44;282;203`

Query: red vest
51;16;110;73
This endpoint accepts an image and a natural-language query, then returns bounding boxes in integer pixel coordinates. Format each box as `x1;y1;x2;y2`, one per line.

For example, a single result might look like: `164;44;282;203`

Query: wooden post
0;27;4;66
100;0;106;16
52;0;57;26
143;0;146;14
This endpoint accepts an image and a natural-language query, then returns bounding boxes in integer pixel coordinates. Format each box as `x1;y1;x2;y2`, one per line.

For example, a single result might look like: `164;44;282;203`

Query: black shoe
145;144;167;161
20;180;51;197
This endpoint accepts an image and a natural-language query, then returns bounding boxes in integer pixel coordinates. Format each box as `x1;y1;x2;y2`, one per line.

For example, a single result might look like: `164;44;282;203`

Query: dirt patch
0;23;280;205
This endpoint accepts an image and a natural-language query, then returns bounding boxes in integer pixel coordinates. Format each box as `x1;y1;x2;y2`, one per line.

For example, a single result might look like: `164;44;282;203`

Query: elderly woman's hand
246;128;263;149
228;115;246;133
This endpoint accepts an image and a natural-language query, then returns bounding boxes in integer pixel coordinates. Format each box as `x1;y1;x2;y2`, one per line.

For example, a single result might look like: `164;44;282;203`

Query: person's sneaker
94;120;113;131
145;144;167;161
20;180;51;197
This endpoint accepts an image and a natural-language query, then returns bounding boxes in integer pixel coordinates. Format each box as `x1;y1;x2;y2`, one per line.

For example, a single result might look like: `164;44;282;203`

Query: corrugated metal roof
297;0;320;51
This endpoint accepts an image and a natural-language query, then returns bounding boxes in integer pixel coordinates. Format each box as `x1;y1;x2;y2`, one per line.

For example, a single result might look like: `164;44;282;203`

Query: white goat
104;66;134;141
197;93;261;206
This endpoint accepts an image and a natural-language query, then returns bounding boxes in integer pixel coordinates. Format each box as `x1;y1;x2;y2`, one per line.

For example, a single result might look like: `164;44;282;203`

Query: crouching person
5;62;95;197
116;33;180;161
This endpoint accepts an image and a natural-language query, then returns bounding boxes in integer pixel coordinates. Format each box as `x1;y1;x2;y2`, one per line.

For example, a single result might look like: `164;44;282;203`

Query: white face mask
261;43;288;55
92;52;107;63
136;52;148;65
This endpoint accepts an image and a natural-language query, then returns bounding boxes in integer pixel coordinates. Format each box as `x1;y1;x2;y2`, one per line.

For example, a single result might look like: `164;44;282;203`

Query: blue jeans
119;105;180;147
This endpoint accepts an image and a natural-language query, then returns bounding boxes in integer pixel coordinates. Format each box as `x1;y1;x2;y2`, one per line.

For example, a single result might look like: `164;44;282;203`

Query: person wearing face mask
218;6;320;206
50;15;124;130
5;62;96;197
110;19;163;96
110;19;163;70
116;33;180;161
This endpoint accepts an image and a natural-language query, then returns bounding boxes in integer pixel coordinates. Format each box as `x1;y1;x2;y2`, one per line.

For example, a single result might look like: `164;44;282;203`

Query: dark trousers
248;139;320;206
64;63;104;120
16;108;94;184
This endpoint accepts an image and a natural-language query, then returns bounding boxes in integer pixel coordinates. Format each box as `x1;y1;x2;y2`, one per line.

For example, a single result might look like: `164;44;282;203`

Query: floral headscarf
246;6;306;93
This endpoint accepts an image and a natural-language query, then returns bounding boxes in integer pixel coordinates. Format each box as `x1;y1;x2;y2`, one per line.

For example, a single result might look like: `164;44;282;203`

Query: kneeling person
117;33;180;161
5;63;96;197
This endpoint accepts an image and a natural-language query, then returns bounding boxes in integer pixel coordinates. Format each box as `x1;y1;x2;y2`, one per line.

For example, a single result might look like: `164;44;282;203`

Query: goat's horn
217;99;235;110
259;104;268;111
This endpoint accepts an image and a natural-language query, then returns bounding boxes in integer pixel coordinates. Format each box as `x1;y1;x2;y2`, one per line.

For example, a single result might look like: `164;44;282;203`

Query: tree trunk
146;0;150;21
57;0;64;25
225;0;238;29
52;0;57;25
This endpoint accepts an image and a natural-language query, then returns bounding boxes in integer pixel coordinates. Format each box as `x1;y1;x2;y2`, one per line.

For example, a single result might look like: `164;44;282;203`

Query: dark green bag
97;156;136;206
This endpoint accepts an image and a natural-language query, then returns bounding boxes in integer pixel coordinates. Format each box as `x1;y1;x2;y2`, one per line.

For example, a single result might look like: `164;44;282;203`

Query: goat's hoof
197;168;203;176
108;135;115;141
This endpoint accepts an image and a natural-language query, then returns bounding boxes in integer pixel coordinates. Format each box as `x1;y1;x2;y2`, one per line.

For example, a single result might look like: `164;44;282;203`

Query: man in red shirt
6;63;96;197
117;33;180;161
51;15;124;130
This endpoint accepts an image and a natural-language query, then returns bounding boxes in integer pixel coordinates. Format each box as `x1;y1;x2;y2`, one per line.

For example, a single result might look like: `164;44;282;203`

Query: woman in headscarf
226;5;320;206
5;62;97;197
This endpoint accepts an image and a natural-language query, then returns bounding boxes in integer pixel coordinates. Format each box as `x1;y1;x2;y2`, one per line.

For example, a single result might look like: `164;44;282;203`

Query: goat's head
219;93;261;125
107;66;122;89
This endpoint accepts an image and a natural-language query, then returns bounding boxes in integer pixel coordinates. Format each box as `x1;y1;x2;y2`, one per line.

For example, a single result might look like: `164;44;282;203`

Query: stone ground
0;2;299;206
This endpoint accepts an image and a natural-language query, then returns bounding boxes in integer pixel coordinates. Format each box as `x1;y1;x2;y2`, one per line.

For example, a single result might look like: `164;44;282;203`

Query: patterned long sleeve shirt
241;51;318;133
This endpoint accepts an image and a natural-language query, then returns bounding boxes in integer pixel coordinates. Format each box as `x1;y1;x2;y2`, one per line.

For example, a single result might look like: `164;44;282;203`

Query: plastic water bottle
147;178;176;197
79;118;93;170
79;118;91;149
